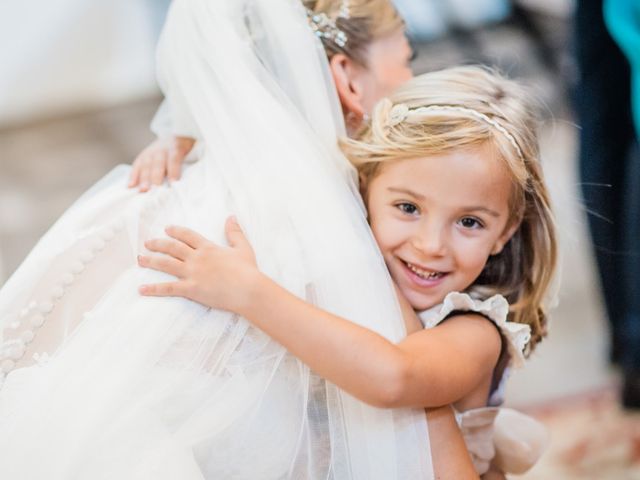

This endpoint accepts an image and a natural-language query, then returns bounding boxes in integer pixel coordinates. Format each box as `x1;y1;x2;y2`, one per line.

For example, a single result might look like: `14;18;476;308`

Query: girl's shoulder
418;292;531;368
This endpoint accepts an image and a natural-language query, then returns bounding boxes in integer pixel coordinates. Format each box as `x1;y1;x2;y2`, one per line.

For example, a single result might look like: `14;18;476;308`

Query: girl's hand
128;136;196;192
138;217;260;314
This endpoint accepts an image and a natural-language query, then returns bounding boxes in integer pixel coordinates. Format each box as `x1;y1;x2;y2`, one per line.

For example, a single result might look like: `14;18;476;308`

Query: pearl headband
387;103;525;161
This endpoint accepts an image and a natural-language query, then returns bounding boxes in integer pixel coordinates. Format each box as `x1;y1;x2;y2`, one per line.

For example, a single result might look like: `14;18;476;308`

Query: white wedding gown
0;0;434;478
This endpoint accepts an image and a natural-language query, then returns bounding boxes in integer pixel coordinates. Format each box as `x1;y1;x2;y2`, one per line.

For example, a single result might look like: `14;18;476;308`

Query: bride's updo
303;0;404;66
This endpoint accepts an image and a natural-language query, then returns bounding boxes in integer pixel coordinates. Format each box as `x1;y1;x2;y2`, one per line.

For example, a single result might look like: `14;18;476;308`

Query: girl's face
364;144;518;311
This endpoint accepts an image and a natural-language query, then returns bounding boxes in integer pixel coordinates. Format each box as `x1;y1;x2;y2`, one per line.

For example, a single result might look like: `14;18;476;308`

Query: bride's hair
341;66;558;354
303;0;404;66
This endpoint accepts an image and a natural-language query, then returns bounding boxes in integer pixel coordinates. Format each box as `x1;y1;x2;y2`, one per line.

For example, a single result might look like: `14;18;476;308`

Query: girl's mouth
401;261;449;286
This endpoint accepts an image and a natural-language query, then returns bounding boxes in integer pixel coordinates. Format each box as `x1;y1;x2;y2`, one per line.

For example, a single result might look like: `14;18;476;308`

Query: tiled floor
0;9;623;476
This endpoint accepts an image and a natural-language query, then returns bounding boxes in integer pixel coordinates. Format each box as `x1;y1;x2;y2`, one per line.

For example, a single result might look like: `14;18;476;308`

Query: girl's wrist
236;269;270;318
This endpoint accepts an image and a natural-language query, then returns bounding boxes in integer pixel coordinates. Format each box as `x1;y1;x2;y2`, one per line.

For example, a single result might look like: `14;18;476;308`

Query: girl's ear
329;53;366;120
492;221;520;255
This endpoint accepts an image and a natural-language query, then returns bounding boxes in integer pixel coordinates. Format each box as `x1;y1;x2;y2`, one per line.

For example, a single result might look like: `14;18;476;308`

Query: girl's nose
411;222;448;258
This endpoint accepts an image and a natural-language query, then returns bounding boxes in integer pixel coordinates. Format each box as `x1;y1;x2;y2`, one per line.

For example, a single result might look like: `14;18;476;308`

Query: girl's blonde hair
341;66;557;353
303;0;404;66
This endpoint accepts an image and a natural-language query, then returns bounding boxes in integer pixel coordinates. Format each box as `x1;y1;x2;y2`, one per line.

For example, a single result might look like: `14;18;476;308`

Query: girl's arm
427;406;480;479
139;220;501;409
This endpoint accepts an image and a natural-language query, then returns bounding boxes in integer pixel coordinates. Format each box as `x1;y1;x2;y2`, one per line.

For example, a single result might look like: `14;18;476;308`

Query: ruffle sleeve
418;292;531;368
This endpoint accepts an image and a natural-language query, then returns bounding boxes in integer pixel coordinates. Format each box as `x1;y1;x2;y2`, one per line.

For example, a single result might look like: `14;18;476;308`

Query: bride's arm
128;136;195;191
138;220;501;409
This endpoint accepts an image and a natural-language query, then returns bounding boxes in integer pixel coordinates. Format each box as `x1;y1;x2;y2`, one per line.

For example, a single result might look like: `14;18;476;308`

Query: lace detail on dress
418;292;531;368
0;218;126;387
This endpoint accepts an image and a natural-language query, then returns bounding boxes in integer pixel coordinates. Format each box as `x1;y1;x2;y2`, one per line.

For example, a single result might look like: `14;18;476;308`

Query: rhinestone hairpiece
387;103;525;161
306;1;350;48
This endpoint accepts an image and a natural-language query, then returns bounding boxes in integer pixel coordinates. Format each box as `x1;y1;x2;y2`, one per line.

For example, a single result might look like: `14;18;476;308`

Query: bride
0;0;473;478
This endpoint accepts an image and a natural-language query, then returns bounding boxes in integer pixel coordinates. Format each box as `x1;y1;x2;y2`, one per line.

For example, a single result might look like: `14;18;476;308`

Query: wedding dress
0;0;433;478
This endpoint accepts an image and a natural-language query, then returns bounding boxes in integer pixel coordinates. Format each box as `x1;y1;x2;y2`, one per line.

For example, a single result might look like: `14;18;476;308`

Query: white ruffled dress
419;292;548;476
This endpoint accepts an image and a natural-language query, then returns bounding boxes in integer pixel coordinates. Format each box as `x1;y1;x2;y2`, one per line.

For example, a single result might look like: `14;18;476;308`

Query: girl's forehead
371;147;514;206
377;144;509;181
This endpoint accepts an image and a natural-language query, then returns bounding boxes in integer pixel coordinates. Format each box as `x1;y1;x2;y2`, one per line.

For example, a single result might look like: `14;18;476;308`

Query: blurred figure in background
575;0;640;409
604;0;640;408
605;0;640;139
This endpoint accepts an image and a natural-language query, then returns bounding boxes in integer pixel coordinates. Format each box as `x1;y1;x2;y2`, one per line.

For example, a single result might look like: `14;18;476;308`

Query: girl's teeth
406;262;443;280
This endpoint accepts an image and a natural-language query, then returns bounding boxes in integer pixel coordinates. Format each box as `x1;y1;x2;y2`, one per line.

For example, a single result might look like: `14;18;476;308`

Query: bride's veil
0;0;433;478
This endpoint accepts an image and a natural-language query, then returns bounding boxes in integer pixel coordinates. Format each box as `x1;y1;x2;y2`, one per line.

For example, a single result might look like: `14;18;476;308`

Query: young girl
139;65;558;477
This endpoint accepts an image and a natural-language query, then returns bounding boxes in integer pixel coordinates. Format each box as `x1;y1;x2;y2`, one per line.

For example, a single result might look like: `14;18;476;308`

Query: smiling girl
140;66;557;477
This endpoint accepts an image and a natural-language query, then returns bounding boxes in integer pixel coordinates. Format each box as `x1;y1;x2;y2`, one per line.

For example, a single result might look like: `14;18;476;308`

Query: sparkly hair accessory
306;1;350;48
387;103;525;161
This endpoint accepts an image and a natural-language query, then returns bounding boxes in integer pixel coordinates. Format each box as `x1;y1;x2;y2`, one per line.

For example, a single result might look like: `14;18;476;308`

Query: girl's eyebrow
465;206;501;218
388;187;425;200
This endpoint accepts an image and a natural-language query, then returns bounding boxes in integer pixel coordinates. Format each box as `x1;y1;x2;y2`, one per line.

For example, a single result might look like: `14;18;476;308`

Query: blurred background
1;0;639;477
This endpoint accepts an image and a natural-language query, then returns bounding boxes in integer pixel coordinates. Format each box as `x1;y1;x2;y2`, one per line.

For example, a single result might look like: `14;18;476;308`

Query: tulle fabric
0;0;433;478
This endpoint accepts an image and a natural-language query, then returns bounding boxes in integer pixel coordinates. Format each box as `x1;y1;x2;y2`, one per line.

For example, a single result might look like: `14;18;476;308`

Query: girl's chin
401;289;444;312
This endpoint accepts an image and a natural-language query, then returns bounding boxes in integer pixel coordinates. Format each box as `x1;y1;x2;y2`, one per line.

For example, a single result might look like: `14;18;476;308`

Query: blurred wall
0;0;163;127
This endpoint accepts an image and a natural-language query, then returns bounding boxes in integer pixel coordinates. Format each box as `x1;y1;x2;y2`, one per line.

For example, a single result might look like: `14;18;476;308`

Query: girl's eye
458;217;484;229
396;202;418;215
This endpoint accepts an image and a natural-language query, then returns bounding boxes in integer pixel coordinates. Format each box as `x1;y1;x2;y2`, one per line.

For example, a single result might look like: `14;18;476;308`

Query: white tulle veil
0;0;433;478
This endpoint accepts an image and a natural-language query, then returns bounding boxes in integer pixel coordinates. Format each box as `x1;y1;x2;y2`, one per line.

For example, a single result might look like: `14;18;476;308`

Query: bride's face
358;29;414;113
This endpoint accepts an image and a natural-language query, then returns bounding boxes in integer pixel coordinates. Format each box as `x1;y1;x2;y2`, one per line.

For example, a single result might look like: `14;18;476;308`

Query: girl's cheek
461;235;494;275
452;235;490;267
371;211;401;239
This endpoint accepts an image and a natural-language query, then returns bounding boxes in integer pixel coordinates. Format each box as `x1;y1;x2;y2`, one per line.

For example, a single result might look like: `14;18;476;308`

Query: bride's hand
128;136;196;192
138;217;260;313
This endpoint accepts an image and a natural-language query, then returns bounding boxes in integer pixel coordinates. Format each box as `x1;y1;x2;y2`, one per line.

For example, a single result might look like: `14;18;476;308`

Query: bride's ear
329;53;366;120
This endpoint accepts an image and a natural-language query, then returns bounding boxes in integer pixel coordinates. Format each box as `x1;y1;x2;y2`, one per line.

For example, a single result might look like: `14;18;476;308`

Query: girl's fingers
138;254;184;278
150;151;168;186
225;217;256;264
144;237;193;261
165;225;209;249
139;281;189;298
224;216;248;248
